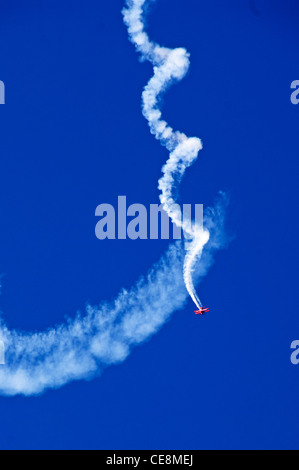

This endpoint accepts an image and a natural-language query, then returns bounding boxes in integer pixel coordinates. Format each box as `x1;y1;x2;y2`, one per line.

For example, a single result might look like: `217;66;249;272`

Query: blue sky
0;0;299;450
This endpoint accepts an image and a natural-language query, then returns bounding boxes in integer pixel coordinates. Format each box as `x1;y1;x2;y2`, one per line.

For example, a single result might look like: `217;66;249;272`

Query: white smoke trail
0;0;227;396
0;244;186;396
123;0;210;310
0;202;225;396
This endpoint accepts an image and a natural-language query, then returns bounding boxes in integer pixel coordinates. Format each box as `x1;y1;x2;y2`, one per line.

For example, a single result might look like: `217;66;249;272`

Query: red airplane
195;307;209;315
